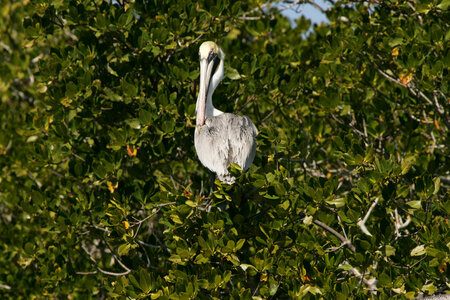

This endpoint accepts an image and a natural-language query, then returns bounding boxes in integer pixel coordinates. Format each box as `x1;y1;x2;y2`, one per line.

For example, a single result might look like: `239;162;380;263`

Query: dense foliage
0;0;448;298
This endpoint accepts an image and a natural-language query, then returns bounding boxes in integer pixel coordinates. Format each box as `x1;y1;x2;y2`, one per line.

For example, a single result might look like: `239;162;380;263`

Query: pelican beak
196;51;218;127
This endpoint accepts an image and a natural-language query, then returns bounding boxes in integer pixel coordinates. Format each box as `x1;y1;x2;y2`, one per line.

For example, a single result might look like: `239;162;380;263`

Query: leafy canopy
0;0;448;299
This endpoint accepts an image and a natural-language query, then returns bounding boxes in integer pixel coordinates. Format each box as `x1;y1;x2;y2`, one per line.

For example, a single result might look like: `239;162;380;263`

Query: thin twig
156;201;177;207
391;256;426;270
304;0;327;14
71;152;86;162
390;208;411;237
96;268;131;276
357;197;379;236
136;238;162;249
432;91;445;115
103;241;132;274
347;264;378;294
132;207;161;238
131;202;175;237
373;65;449;129
79;244;131;276
239;16;263;21
88;224;111;234
362;115;368;144
260;109;275;123
173;32;206;55
239;1;272;20
313;219;356;253
75;270;98;275
278;0;306;14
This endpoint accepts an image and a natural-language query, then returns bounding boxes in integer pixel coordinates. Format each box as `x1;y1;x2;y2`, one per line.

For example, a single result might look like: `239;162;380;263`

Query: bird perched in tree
194;41;258;185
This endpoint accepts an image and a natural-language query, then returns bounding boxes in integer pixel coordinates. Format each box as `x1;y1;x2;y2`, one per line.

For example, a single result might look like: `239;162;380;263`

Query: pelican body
194;41;258;184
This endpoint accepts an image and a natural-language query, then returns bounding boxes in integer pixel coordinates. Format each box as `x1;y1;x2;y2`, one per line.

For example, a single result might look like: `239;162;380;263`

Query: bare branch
132;207;161;226
88;224;111;234
100;239;132;275
357;197;379;236
239;1;272;21
177;32;205;52
75;270;98;275
238;0;328;21
27;172;42;188
136;238;162;249
391;256;426;270
432;91;445;115
304;1;327;14
95;268;131;276
375;67;408;87
278;0;305;13
156;201;177;207
373;65;449;130
390;208;411;237
330;113;370;146
260;109;275;123
313;219;356;253
79;244;131;277
239;16;264;21
362;115;368;141
422;109;438;150
130;202;175;238
347;263;378;294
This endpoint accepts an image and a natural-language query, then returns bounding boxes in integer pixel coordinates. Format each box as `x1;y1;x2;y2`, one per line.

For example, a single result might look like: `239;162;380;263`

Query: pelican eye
207;50;218;63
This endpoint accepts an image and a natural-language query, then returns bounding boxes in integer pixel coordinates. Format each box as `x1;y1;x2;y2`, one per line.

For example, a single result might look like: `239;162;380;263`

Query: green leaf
117;243;131;255
139;268;152;293
139;109;153;125
410;245;426;256
122;79;137;97
2;1;448;298
170;214;183;224
437;0;450;10
406;201;421;209
303;215;313;225
279;200;290;210
240;264;258;271
235;239;245;250
385;245;396;257
433;177;440;195
194;254;209;264
65;81;78;98
422;283;437;295
338;264;353;271
388;37;404;47
226;67;241;80
126;118;141;129
325;197;345;208
401;156;415;175
300;284;322;295
107;63;119;77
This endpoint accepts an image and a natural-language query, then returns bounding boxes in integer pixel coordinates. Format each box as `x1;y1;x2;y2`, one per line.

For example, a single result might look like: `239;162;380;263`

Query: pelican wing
225;113;258;171
194;113;257;183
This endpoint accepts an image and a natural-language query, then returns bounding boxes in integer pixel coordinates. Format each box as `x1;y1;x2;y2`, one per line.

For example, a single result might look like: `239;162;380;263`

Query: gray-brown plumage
194;41;257;184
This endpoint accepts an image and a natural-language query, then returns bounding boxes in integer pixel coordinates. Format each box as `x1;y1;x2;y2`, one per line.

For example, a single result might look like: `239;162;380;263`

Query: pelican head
196;41;225;127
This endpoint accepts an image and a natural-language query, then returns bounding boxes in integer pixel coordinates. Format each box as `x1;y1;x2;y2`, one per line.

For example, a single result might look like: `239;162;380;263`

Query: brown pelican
194;41;258;184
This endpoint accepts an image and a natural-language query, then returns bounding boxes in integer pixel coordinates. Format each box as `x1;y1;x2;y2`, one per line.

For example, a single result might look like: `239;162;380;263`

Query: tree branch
373;65;449;130
357;197;379;236
390;208;411;237
78;244;131;276
347;263;378;294
313;219;356;253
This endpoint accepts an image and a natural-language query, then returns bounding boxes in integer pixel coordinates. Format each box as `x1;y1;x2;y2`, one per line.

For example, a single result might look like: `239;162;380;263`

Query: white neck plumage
196;49;224;127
